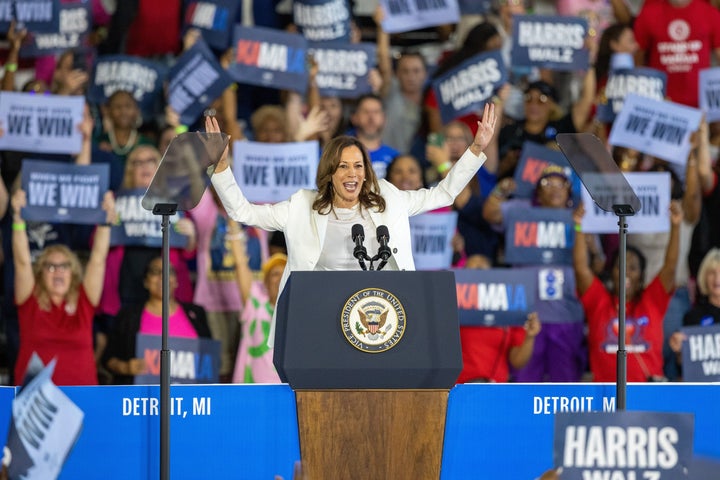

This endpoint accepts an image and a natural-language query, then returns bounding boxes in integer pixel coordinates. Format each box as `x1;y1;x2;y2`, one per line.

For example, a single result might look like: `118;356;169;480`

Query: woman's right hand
205;115;230;173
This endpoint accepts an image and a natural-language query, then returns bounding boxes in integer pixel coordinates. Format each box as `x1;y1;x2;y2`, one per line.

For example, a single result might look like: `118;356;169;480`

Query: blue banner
58;385;301;479
608;93;702;166
182;0;238;51
699;67;720;122
513;141;579;200
168;38;233;126
554;411;694;479
511;15;589;71
597;68;667;123
21;160;109;225
88;55;167;116
111;189;189;248
1;384;719;479
134;334;221;385
681;324;720;382
442;383;720;479
308;42;376;99
230;26;308;93
454;268;536;326
20;0;91;58
431;49;506;125
0;0;60;34
505;207;574;265
294;0;350;43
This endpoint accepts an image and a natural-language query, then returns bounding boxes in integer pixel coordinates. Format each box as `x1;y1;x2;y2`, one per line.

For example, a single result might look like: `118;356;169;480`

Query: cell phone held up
427;132;444;147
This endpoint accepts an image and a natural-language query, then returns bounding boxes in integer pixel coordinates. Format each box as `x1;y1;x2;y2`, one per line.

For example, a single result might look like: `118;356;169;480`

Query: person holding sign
209;103;498;344
483;166;586;382
667;248;720;359
95;91;154;160
11;188;117;386
573;200;683;382
103;257;211;385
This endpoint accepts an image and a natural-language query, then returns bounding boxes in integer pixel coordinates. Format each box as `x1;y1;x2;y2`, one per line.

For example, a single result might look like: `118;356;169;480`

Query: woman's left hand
471;102;497;154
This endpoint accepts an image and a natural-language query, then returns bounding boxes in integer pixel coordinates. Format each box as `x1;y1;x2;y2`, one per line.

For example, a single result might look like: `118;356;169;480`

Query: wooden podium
274;272;463;479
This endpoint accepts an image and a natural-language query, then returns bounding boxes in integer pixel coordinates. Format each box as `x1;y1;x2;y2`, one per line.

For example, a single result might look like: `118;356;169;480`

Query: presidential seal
340;288;406;353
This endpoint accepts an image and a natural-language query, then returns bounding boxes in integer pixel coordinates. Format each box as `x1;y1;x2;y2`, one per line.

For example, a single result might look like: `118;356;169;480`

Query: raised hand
205;115;230;173
471;102;497;155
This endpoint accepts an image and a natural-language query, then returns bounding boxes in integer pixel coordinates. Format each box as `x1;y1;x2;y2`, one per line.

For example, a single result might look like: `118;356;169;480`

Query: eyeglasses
524;93;549;104
539;178;569;189
43;262;71;273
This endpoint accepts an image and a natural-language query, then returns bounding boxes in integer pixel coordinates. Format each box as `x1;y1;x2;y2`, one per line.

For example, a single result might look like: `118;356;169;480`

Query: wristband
175;125;189;134
574;223;582;232
12;222;26;231
437;161;452;174
4;63;17;73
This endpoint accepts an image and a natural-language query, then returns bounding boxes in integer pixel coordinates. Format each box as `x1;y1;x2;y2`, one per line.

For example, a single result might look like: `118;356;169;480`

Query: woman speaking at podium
207;104;497;342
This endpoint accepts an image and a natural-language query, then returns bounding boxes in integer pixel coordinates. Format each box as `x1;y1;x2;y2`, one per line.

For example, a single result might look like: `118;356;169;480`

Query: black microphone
352;224;369;270
375;225;392;271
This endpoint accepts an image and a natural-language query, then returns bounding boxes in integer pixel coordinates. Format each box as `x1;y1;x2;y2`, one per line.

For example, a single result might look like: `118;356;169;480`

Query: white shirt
315;205;381;271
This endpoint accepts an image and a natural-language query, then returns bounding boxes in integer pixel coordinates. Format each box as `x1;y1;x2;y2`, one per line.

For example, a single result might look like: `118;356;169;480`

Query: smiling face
144;257;177;302
331;145;366;208
536;175;570;208
388;155;423;191
612;250;644;300
40;251;74;299
108;91;140;130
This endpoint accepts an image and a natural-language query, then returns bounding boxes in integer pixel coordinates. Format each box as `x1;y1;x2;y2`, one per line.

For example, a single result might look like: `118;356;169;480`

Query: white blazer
211;147;486;344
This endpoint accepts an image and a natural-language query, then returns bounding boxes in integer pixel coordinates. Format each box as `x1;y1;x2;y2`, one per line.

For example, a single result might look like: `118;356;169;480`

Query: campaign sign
111;188;189;248
168;38;233;126
380;0;460;34
88;55;167;115
183;0;238;51
513;141;578;200
21;160;109;225
505;207;574;266
230;26;308;93
699;68;720;122
431;50;506;125
410;211;458;270
554;411;694;480
609;93;702;165
294;0;350;43
454;268;536;326
308;42;376;98
580;172;670;234
233;140;319;203
0;0;60;34
681;324;720;382
458;0;491;14
511;15;589;71
597;68;667;123
20;0;91;58
134;334;221;385
0;92;84;154
6;356;84;480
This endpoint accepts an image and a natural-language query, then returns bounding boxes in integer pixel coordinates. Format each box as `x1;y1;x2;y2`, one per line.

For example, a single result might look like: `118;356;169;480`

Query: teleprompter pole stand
613;204;634;412
153;203;178;480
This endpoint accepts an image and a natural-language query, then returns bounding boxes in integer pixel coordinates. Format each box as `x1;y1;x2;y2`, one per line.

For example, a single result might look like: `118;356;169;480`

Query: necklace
107;126;138;156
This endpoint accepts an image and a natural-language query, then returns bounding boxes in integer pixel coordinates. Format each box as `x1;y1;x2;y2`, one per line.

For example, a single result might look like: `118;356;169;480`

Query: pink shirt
139;307;198;338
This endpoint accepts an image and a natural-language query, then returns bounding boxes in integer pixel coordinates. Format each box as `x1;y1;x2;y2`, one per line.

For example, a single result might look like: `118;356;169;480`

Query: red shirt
15;287;98;386
634;0;720;106
125;0;181;57
581;276;671;382
457;326;526;383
